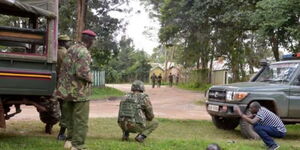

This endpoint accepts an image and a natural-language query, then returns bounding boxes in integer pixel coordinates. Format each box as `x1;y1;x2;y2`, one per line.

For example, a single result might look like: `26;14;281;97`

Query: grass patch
89;87;125;100
195;99;206;105
1;118;300;150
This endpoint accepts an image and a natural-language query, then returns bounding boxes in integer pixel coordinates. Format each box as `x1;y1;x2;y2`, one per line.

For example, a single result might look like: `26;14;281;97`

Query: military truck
206;55;300;139
0;0;59;130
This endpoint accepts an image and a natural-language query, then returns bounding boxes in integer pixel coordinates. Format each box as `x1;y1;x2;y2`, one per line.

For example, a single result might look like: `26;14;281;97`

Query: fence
211;70;228;85
92;70;105;87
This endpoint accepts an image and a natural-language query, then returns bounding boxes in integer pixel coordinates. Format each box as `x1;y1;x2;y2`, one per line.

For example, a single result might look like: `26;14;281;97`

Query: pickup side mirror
260;59;268;67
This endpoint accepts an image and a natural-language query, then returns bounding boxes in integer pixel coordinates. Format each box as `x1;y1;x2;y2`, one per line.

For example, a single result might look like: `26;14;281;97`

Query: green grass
1;118;300;150
195;99;206;105
89;87;125;100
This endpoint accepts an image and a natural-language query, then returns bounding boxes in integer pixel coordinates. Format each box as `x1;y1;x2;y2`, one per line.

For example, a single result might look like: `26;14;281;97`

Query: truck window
256;63;299;84
0;15;47;56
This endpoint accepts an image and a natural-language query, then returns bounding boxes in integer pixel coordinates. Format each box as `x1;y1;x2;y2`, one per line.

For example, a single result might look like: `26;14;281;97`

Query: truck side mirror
260;59;268;67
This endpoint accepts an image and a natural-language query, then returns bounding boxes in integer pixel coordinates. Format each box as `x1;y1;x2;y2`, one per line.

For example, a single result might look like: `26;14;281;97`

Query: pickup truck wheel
211;116;239;130
239;109;260;139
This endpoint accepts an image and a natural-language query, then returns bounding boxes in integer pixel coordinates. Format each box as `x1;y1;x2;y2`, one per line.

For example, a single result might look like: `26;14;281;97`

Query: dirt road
9;84;211;121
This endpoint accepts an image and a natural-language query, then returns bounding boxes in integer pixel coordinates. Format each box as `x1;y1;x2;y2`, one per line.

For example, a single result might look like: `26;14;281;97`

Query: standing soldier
168;73;173;87
43;35;71;135
150;73;157;88
56;34;71;140
118;80;159;143
56;29;96;150
157;74;162;88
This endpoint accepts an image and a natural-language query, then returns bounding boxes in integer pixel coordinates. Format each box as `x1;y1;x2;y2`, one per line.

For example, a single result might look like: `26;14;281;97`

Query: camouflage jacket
56;42;92;102
56;46;67;77
118;92;154;126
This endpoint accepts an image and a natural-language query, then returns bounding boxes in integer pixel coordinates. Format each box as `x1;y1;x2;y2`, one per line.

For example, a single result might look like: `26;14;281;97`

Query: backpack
118;93;146;127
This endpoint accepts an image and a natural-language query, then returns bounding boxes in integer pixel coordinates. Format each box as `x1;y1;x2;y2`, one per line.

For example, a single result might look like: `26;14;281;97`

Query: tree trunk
164;46;168;82
270;33;280;61
76;0;87;42
209;46;215;84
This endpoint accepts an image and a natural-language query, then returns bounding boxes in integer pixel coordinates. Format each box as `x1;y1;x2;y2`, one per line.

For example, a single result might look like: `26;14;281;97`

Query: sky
109;0;160;55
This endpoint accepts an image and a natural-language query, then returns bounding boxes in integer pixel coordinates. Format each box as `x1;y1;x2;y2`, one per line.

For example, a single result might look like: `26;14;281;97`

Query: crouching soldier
118;80;159;142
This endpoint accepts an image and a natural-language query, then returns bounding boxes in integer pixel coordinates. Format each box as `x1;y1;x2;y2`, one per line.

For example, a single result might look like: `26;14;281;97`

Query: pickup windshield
255;63;299;84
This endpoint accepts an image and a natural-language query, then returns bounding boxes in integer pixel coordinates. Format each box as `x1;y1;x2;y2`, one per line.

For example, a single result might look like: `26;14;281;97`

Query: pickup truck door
289;84;300;118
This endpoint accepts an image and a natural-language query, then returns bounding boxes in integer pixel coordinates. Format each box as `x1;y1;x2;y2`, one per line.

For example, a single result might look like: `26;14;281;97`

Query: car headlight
233;92;248;101
226;91;233;101
226;91;248;101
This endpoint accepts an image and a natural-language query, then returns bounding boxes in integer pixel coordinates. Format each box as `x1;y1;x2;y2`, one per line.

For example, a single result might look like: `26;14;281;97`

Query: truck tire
239;109;260;139
211;116;239;130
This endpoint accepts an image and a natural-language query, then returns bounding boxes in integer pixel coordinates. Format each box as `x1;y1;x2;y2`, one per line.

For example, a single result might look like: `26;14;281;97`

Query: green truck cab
206;55;300;139
0;0;59;129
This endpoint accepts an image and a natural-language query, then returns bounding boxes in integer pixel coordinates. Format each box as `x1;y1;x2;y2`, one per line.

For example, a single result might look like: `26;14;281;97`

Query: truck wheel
211;116;239;130
239;109;260;139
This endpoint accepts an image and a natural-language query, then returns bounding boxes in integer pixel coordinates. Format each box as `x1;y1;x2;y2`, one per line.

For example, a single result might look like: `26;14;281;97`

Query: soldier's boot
64;140;72;149
135;134;146;143
57;127;67;141
45;124;53;134
122;131;129;141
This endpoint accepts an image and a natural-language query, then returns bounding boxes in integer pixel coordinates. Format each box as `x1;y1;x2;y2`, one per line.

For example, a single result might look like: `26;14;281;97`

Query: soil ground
8;84;211;122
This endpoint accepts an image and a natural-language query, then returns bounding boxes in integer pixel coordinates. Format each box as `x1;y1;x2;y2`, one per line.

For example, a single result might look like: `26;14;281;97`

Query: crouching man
234;102;286;150
118;80;159;142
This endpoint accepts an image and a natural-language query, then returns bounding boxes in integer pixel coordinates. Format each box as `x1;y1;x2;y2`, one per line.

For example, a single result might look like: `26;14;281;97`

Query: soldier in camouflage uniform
56;30;96;150
56;34;71;140
150;73;157;88
118;80;159;143
42;35;71;134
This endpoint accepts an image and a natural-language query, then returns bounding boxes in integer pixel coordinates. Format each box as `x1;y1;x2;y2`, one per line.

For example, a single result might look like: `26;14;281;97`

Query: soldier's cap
82;29;96;37
58;35;71;41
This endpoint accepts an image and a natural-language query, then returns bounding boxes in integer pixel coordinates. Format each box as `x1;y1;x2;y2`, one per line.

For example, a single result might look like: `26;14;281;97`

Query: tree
252;0;300;61
104;37;151;83
59;0;130;67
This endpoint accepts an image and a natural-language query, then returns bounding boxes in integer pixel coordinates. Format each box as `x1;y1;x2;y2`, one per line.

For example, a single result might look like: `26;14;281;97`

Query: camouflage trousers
63;100;89;150
118;119;159;137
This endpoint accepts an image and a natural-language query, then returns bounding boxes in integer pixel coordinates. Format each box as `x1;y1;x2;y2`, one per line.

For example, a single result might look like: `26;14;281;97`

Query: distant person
206;143;221;150
234;102;286;150
168;73;173;87
157;74;162;88
118;80;159;143
150;73;157;88
175;74;179;85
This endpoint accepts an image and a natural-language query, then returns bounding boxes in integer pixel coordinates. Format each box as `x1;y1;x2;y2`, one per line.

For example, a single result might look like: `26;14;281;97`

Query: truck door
288;71;300;118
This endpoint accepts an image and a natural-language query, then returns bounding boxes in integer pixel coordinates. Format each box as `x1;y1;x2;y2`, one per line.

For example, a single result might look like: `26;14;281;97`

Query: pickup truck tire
239;109;260;139
212;116;239;130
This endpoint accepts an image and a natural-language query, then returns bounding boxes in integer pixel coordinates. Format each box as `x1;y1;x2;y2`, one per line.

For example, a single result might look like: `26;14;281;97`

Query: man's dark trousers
253;124;285;147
